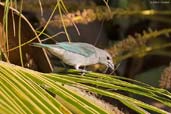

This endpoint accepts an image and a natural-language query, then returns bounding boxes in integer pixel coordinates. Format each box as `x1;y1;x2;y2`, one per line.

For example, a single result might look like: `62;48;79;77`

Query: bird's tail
31;43;49;49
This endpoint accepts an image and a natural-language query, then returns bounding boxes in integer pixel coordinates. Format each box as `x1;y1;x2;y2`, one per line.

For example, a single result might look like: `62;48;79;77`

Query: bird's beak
108;62;114;70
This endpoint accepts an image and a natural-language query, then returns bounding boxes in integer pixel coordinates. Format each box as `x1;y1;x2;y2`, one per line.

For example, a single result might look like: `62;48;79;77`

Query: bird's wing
56;42;96;57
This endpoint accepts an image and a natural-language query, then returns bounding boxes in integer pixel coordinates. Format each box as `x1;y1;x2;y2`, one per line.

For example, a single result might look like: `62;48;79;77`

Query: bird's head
98;50;114;70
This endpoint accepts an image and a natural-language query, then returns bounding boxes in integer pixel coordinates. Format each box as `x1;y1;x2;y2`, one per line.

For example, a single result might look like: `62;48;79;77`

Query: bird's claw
77;69;91;76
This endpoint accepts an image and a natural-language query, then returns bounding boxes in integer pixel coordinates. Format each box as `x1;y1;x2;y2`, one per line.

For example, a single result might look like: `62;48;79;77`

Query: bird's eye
107;56;110;60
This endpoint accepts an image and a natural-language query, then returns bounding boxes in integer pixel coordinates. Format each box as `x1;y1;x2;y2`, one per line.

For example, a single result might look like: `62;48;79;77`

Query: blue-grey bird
31;42;114;71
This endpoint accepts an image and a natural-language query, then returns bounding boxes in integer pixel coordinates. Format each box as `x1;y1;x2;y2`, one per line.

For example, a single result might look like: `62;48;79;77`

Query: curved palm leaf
0;61;171;114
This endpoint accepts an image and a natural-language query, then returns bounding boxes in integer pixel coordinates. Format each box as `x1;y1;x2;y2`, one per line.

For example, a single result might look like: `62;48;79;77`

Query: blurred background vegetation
1;0;171;113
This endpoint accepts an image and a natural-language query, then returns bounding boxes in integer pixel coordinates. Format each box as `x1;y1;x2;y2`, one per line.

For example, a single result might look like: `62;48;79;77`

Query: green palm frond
1;61;171;114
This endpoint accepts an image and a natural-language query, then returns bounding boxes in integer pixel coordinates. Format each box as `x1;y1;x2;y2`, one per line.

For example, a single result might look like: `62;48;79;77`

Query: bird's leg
75;65;88;74
75;65;80;70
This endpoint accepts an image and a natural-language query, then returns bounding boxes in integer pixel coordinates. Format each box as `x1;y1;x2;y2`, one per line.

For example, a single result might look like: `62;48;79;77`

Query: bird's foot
78;69;88;73
75;65;91;75
77;69;91;76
